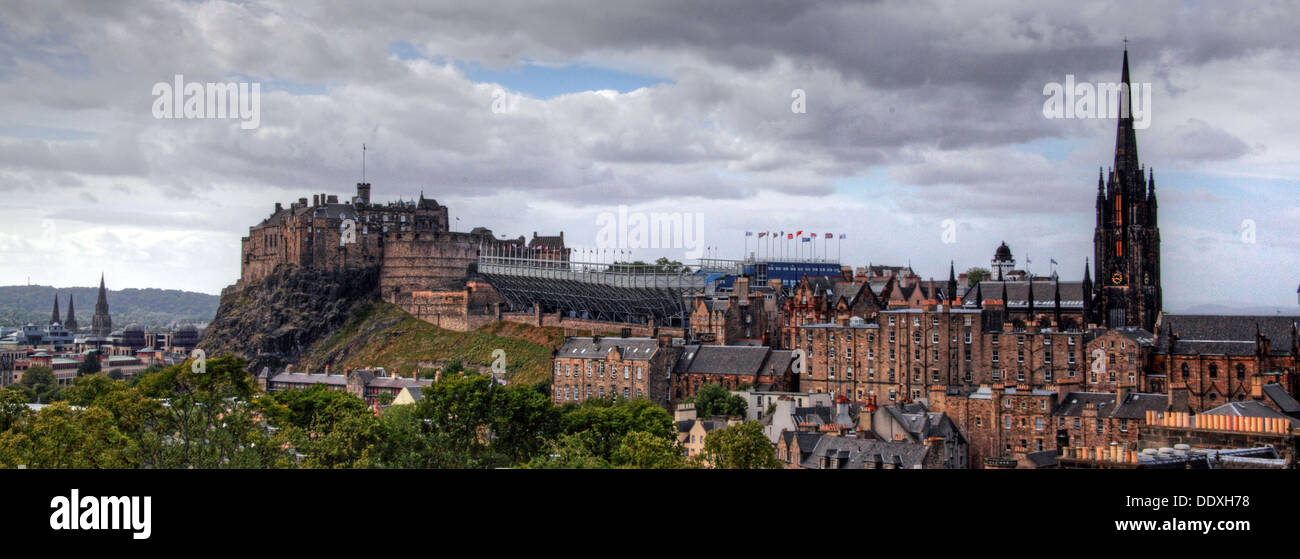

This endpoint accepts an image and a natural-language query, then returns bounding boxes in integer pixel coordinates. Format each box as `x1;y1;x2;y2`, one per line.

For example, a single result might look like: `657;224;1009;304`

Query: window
555;362;562;375
932;317;939;327
931;332;939;344
624;366;630;379
888;316;896;326
1035;418;1043;431
623;388;630;399
1003;416;1011;429
1017;335;1025;345
1209;364;1218;378
1095;419;1103;435
1180;363;1189;378
636;366;642;380
1017;348;1024;363
1236;364;1246;380
1120;419;1129;432
992;349;999;363
1073;417;1081;430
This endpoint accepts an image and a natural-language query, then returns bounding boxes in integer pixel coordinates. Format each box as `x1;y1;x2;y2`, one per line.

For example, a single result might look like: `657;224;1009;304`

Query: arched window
1180;363;1189;378
1236;364;1245;380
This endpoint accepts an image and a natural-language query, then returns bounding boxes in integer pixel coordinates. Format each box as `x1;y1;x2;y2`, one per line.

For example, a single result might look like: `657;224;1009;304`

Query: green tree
415;372;560;466
558;397;676;461
610;430;694;469
526;431;610;469
17;365;60;404
700;421;780;469
693;383;747;418
137;355;290;469
265;384;370;431
76;353;101;376
0;402;131;468
0;388;30;432
966;267;991;284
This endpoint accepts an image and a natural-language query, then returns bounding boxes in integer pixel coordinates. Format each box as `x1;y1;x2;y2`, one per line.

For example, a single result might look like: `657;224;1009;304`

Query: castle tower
50;293;60;326
1093;47;1161;331
64;294;78;331
92;274;113;337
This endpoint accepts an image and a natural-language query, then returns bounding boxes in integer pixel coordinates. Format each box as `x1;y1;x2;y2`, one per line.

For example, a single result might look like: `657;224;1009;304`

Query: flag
758;232;767;238
1050;258;1059;265
745;231;753;237
839;234;847;239
787;233;793;239
796;230;803;237
824;233;831;239
801;237;810;243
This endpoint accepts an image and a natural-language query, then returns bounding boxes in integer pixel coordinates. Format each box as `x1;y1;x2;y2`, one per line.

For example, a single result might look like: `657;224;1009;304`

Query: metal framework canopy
477;255;707;327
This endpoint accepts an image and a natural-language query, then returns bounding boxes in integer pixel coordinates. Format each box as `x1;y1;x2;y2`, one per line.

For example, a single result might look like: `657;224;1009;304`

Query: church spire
92;273;112;337
1114;46;1141;181
51;292;60;325
65;294;78;331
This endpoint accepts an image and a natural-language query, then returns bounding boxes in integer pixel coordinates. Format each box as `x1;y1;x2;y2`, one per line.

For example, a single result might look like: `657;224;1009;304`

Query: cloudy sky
1;0;1297;311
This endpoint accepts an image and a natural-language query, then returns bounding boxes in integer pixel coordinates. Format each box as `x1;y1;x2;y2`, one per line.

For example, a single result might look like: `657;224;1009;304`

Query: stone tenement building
552;335;681;408
237;182;567;327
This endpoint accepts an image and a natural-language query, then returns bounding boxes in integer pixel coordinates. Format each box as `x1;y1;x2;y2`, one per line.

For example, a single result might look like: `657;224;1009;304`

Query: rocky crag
199;265;381;373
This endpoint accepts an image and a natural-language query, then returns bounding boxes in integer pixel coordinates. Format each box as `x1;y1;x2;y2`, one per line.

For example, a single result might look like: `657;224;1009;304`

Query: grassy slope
298;301;616;387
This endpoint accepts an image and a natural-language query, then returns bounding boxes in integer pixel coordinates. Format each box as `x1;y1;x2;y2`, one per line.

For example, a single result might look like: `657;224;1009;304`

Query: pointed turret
91;274;112;337
1026;277;1035;316
974;281;984;309
1114;46;1140;181
64;294;78;331
947;261;958;304
50;293;61;326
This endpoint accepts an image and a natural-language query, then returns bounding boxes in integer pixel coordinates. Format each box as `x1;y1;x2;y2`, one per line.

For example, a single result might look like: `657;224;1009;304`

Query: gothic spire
1026;277;1035;315
1114;46;1141;181
947;261;958;303
65;294;78;331
51;292;60;325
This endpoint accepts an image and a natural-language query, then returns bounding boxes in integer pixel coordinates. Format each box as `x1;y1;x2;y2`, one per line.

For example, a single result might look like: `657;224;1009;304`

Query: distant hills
1172;303;1300;317
0;284;219;330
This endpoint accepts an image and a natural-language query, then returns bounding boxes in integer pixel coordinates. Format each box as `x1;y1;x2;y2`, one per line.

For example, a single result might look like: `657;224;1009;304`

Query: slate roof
1201;400;1300;427
1026;450;1058;468
269;372;347;386
883;403;968;444
1052;391;1168;419
1262;384;1300;416
674;345;791;376
799;434;931;469
791;403;861;428
1155;314;1299;357
558;337;662;361
961;280;1087;310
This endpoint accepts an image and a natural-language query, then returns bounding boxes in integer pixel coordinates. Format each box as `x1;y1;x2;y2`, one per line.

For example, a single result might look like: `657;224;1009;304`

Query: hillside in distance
0;284;219;330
